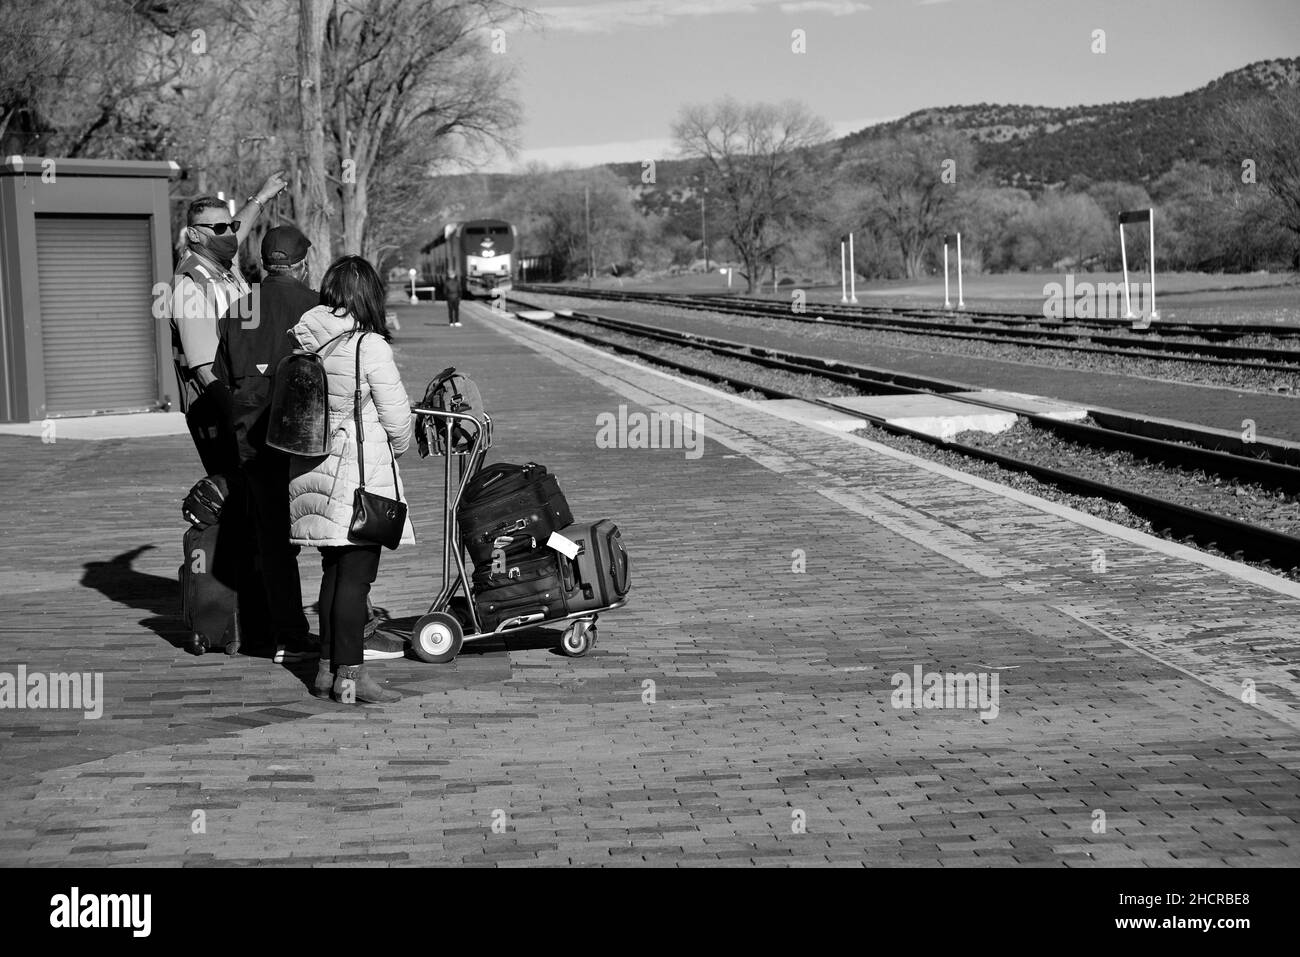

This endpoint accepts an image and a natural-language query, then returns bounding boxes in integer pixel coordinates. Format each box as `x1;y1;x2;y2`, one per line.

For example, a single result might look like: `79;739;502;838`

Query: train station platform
1;299;1298;867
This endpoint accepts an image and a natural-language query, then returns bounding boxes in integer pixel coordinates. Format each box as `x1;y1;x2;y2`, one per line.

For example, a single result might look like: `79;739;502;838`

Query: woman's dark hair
319;254;391;341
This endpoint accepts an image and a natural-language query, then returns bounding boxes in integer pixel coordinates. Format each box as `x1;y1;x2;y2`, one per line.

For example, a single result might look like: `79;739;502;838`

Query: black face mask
195;231;238;269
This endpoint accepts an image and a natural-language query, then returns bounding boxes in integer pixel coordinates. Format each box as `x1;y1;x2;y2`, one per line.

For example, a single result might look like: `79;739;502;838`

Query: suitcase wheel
560;622;595;658
411;612;464;664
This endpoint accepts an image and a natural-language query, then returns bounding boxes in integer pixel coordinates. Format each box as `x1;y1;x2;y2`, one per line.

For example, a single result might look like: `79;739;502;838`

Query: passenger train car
422;219;517;299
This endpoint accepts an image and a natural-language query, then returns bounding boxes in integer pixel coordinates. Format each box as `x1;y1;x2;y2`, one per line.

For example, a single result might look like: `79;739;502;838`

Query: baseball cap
261;226;311;266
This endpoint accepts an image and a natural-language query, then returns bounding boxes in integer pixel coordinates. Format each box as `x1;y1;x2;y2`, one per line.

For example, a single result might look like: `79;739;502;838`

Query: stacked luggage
456;462;630;631
178;475;242;656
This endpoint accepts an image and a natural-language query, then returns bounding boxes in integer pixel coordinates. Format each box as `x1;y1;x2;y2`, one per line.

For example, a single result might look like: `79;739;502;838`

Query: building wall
0;157;178;423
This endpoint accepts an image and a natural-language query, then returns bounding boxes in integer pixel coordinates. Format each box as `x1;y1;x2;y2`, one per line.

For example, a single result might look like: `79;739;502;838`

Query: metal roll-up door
35;216;156;415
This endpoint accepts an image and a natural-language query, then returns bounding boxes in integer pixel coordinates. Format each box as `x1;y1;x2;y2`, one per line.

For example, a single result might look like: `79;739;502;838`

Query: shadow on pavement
80;545;189;651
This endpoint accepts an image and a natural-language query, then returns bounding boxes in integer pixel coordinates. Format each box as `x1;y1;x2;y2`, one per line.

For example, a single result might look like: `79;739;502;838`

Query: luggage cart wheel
411;612;464;664
561;622;595;658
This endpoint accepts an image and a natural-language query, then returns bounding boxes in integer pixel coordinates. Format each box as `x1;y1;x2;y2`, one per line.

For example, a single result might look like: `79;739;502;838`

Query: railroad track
515;284;1300;372
507;294;1300;571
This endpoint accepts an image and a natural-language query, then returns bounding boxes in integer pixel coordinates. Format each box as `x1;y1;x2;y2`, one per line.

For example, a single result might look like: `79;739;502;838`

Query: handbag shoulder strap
351;332;400;494
354;332;366;490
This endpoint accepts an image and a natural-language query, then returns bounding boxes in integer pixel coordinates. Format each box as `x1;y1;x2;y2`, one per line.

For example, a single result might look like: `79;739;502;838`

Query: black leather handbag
347;333;407;550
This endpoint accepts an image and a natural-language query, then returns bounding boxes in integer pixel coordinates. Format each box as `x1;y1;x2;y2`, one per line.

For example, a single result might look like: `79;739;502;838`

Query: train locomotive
422;219;517;300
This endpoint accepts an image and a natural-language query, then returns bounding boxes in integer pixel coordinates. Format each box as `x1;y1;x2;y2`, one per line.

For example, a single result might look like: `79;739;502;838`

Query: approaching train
422;219;517;299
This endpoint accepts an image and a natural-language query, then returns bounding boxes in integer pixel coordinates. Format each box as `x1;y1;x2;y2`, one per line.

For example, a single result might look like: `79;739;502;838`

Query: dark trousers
318;544;382;666
446;298;460;324
240;451;309;644
184;382;239;476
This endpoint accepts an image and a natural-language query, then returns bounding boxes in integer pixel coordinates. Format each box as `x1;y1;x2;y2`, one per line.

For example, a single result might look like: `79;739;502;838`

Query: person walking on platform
212;226;317;661
444;274;462;327
170;172;288;474
288;255;415;705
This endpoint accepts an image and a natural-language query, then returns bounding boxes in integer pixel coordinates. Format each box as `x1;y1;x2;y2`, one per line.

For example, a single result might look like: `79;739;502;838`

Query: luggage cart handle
412;408;493;456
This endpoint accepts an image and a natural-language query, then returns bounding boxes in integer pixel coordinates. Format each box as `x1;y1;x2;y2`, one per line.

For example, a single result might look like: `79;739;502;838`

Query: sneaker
363;632;407;661
272;634;320;664
453;321;463;327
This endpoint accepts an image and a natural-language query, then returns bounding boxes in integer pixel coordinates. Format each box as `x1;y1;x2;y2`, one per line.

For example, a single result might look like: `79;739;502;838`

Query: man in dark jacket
214;226;317;660
444;274;462;327
215;228;405;663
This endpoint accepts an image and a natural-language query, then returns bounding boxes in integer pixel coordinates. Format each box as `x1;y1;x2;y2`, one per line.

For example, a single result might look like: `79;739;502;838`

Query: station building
0;156;180;423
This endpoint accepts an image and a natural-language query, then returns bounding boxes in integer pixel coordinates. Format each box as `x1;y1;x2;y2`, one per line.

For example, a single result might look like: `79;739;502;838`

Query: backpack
417;367;484;455
264;331;348;456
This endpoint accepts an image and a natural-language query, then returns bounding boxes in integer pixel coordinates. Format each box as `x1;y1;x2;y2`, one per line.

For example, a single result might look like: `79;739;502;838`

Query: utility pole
700;187;709;274
585;184;592;286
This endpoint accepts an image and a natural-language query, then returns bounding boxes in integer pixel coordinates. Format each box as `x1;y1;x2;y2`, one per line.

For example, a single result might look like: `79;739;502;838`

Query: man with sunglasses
170;171;288;474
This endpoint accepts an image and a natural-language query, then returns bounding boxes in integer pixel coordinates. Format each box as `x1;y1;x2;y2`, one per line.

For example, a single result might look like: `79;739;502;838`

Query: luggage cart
408;406;626;664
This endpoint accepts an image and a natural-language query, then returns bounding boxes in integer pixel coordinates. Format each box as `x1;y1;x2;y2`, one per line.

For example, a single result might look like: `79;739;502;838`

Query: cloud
481;135;678;172
779;1;870;14
541;0;867;34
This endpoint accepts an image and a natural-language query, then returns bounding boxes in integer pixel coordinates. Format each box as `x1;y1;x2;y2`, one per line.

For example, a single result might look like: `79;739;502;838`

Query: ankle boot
311;658;333;698
332;663;401;705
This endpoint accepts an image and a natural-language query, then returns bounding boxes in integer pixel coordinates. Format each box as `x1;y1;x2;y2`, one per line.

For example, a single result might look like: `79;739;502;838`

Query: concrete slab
826;394;1018;440
0;411;188;440
759;398;867;432
950;390;1089;421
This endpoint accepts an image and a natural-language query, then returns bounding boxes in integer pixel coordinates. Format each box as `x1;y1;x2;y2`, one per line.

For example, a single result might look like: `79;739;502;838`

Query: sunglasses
194;221;241;235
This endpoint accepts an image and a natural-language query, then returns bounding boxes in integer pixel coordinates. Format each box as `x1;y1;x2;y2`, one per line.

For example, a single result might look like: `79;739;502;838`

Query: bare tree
499;166;641;280
1215;88;1300;266
318;0;525;261
848;130;975;278
673;98;831;293
0;0;201;157
298;0;333;279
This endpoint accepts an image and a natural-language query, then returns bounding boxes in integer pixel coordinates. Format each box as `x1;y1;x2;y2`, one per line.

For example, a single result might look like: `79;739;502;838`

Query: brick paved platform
1;299;1298;867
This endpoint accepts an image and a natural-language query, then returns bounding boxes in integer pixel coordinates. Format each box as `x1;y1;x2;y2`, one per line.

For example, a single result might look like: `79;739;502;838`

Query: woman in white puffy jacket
288;255;414;705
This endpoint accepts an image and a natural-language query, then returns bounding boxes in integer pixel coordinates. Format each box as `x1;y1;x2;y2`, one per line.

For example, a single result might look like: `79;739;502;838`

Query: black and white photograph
0;0;1296;934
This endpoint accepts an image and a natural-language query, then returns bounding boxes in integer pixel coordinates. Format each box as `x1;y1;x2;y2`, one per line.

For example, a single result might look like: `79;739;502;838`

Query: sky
474;0;1300;171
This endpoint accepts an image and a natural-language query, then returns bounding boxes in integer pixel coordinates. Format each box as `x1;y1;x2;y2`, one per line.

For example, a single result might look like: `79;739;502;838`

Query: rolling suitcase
179;521;242;656
557;520;630;615
458;462;573;566
472;553;568;631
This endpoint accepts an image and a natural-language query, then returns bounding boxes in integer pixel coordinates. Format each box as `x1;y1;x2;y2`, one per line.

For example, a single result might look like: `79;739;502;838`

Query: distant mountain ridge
434;58;1300;236
835;57;1300;188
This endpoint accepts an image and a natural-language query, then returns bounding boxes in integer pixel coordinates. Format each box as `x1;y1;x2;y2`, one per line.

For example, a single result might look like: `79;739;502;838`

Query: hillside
430;58;1300;246
835;57;1300;188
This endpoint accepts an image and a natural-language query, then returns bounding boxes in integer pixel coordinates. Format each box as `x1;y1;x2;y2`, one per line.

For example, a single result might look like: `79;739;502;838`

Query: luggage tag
547;531;580;560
